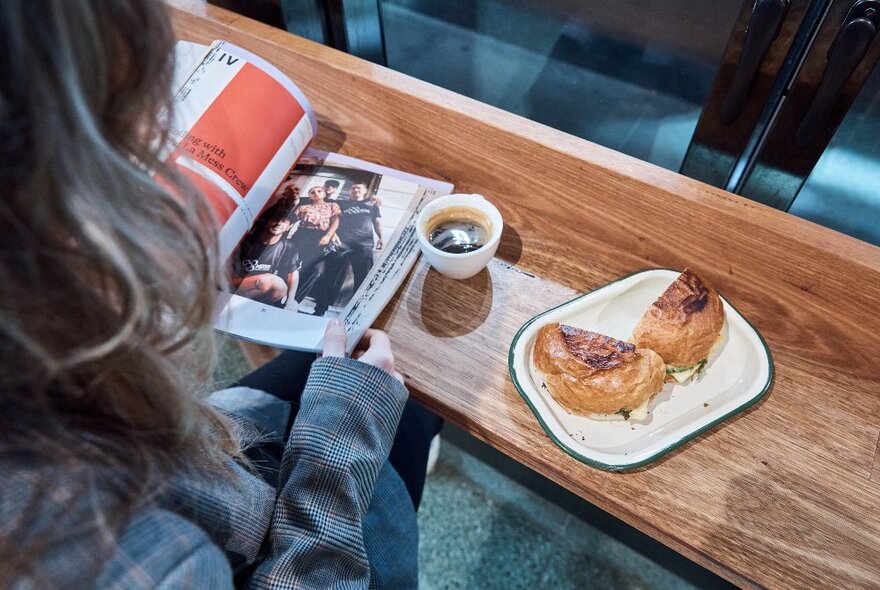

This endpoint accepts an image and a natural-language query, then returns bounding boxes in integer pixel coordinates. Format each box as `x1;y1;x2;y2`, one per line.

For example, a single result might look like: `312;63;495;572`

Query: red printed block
179;62;304;197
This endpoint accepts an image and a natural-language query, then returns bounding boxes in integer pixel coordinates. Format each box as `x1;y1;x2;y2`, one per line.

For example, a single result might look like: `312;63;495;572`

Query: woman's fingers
354;329;390;354
355;329;395;374
327;327;401;382
322;319;347;357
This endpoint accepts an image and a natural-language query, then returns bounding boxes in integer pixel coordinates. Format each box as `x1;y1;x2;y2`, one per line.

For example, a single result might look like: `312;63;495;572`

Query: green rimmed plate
508;269;773;471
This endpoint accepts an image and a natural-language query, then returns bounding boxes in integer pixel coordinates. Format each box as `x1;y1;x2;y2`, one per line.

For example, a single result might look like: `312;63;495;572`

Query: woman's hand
323;320;404;384
319;234;332;246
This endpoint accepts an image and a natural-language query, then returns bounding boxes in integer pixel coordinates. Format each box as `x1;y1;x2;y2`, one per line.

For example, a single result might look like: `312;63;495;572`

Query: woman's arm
372;218;384;250
248;326;407;588
319;216;340;246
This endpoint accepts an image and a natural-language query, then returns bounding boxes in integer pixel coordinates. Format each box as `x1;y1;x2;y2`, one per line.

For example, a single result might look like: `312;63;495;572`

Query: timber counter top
172;2;880;587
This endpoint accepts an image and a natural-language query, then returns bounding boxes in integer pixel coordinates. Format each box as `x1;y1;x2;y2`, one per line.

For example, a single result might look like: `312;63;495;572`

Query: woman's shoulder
97;507;234;588
0;464;233;588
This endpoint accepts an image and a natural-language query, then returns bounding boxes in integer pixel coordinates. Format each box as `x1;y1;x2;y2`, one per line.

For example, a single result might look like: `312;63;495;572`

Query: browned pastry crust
631;269;724;368
533;323;665;416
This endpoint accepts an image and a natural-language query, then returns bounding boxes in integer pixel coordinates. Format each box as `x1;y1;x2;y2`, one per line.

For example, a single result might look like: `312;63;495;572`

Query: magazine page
168;40;317;261
172;40;210;95
214;149;454;352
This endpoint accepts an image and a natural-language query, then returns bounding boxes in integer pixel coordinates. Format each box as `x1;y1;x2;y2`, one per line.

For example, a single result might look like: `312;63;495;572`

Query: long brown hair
0;0;237;583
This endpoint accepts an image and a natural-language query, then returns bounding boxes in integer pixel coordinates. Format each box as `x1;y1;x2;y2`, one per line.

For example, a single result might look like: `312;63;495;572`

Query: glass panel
735;0;880;212
380;0;743;171
787;61;880;246
681;0;820;190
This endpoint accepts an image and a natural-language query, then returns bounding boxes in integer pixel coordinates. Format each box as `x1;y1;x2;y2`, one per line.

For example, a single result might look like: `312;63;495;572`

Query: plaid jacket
7;357;417;589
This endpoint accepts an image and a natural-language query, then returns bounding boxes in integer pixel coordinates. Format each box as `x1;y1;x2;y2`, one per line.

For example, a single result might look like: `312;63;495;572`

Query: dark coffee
425;206;491;254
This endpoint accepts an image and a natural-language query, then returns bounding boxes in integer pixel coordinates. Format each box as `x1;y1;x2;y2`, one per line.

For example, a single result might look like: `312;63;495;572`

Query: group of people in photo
230;173;385;315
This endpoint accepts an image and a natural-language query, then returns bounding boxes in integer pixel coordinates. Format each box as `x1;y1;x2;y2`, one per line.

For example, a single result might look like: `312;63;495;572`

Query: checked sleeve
247;356;408;589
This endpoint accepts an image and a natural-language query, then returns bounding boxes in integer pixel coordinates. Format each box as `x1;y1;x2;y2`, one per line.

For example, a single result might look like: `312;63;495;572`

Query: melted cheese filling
668;365;700;383
627;398;650;421
665;358;707;383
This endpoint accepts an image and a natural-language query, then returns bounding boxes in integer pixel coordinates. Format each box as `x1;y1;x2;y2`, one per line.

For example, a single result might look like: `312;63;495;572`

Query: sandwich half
533;323;665;420
632;269;724;383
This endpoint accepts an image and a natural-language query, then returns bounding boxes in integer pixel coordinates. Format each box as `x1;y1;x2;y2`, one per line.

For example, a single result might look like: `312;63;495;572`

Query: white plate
508;269;773;471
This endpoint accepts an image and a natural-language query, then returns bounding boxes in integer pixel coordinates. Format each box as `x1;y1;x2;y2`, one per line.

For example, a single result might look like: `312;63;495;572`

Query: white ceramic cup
416;193;503;280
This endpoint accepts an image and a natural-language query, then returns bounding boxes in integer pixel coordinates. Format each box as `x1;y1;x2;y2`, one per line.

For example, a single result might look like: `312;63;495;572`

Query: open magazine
170;40;452;352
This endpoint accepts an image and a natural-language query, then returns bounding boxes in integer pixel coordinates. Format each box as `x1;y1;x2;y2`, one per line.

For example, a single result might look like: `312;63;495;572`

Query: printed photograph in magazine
228;156;413;317
214;151;452;352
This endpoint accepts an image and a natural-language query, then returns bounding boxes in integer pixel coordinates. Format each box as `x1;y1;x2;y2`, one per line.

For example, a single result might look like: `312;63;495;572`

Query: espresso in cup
416;194;503;280
425;205;492;254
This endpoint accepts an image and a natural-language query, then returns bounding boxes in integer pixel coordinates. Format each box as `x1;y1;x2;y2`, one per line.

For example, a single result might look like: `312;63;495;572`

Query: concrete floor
419;438;700;589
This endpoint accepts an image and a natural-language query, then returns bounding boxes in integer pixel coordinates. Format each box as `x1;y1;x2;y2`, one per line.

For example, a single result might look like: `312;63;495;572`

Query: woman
290;185;341;305
0;1;440;588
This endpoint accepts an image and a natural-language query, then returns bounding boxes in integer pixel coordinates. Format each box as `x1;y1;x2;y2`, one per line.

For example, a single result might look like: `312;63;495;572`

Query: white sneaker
426;434;441;475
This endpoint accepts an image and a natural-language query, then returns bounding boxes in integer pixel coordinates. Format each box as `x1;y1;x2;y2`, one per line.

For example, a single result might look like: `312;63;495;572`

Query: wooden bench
171;2;880;586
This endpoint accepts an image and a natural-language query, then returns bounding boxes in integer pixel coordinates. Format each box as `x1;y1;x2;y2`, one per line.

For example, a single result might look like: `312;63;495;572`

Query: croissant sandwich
533;323;665;419
631;269;724;383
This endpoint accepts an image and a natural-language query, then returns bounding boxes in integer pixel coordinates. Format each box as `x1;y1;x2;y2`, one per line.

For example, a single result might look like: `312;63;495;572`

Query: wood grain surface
171;3;880;588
